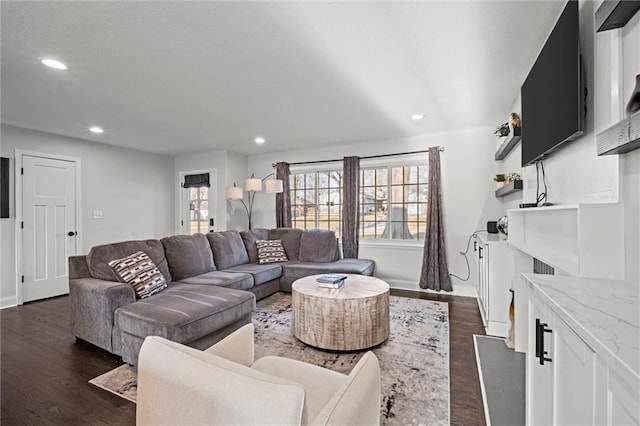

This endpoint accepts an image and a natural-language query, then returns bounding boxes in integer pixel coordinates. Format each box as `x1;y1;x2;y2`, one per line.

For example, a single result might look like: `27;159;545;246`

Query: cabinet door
552;315;596;425
527;296;553;425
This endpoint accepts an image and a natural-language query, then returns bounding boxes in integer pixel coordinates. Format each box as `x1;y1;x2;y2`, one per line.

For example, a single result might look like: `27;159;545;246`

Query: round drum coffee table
292;274;390;351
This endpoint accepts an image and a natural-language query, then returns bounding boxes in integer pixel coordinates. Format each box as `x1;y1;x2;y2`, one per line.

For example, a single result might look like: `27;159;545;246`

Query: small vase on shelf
625;74;640;117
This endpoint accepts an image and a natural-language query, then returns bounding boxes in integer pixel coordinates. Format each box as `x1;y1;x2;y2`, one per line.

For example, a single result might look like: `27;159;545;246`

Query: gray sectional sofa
69;228;374;365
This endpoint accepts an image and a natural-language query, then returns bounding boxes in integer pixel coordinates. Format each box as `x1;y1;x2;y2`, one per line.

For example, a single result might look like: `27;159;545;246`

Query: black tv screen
521;0;584;166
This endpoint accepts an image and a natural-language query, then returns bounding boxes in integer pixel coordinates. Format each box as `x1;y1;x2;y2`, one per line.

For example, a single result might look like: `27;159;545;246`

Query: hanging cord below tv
535;160;549;206
449;230;485;281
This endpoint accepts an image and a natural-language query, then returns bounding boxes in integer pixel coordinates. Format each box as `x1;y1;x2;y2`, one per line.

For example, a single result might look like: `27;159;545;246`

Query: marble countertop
523;274;639;380
475;231;507;245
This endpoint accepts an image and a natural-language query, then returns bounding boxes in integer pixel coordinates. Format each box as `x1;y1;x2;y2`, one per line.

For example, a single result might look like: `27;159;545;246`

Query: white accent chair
136;323;381;425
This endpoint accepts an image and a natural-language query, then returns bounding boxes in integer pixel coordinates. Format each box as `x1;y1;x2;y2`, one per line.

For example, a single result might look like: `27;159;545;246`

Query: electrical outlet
93;210;103;219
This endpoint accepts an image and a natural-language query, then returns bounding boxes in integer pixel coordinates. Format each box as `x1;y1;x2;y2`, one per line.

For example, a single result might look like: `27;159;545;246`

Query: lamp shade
264;179;283;194
245;178;262;192
226;186;243;200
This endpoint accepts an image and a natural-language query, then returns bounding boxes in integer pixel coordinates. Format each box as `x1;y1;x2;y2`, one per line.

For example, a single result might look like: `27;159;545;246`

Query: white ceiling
1;1;565;157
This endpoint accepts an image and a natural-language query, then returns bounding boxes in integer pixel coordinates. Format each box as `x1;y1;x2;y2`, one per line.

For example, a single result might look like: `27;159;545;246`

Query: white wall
226;151;250;231
0;124;175;308
498;0;639;283
248;127;504;296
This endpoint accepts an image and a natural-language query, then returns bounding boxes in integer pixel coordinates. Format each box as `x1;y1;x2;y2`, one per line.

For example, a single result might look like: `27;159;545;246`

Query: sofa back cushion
268;228;303;261
240;228;269;264
299;229;339;262
207;231;250;270
87;239;171;282
161;234;216;281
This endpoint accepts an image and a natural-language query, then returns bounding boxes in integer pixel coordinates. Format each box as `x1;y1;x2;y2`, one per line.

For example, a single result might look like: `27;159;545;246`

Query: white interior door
21;155;77;302
180;170;216;235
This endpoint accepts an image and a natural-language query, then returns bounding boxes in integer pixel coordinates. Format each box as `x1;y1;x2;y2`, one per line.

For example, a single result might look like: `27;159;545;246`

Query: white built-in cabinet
527;288;597;425
524;275;639;425
474;233;510;337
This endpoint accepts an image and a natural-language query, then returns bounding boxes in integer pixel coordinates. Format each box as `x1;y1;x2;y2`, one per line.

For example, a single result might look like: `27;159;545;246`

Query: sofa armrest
311;351;381;425
204;323;255;366
69;277;136;353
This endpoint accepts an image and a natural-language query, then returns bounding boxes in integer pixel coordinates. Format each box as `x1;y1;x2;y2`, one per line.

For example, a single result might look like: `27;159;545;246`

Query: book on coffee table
317;279;345;289
316;274;348;284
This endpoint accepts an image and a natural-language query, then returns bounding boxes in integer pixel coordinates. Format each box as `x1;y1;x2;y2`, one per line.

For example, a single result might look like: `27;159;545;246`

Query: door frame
177;168;217;235
14;150;82;305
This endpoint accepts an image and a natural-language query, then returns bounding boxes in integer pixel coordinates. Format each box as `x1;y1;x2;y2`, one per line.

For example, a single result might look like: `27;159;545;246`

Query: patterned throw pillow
108;251;168;299
256;239;289;264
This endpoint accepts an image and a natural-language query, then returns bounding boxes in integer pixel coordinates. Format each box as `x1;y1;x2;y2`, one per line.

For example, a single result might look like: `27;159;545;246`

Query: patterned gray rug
90;292;449;425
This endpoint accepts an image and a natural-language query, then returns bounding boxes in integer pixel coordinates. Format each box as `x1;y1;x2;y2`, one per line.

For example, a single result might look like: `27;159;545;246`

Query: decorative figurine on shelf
509;112;521;130
625;74;640;117
505;172;521;185
497;215;508;236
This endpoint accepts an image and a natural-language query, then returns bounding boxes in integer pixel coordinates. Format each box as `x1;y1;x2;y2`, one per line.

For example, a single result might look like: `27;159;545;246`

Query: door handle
67;231;77;237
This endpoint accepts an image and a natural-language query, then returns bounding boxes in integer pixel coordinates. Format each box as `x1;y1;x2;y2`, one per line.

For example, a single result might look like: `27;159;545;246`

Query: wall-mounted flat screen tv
521;0;585;167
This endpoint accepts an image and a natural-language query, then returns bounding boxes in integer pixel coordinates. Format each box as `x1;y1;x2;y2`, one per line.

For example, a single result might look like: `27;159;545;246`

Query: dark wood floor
1;289;486;425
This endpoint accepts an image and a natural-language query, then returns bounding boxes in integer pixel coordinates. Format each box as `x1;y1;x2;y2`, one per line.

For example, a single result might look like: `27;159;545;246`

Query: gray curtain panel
419;147;452;291
342;156;360;259
275;162;292;228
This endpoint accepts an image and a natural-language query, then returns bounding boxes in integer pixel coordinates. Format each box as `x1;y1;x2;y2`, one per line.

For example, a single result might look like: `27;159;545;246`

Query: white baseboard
0;296;18;309
382;277;477;298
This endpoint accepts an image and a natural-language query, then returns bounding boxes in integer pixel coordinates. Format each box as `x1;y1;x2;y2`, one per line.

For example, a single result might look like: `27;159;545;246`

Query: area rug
90;292;450;425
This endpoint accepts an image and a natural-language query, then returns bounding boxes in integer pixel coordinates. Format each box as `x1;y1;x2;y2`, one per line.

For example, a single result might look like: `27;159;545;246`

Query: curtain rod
271;147;444;168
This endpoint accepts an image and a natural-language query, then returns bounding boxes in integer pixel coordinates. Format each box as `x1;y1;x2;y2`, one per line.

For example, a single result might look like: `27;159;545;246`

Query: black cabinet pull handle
473;241;477;252
479;246;483;259
535;318;553;365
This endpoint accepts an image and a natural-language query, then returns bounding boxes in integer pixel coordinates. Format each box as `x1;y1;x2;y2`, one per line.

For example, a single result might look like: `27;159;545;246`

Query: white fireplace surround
509;202;627;353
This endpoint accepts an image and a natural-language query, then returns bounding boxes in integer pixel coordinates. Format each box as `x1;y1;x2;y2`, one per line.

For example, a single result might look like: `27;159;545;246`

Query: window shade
183;173;210;188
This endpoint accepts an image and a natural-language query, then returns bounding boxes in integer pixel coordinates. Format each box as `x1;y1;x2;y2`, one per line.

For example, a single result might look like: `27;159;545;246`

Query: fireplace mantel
508;203;625;280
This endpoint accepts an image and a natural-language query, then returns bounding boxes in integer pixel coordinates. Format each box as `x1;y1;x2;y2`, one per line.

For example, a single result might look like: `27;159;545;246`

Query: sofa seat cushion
178;271;253;290
207;231;250;270
283;259;375;281
252;356;346;425
223;263;282;286
87;239;171;282
161;234;216;281
115;283;255;344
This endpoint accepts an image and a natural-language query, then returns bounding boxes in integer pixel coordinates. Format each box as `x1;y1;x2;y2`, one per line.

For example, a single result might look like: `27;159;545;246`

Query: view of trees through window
289;164;428;240
189;187;209;234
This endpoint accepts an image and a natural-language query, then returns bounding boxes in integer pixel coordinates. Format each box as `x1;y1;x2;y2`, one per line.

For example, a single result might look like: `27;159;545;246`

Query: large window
360;165;428;240
291;170;343;236
289;162;428;241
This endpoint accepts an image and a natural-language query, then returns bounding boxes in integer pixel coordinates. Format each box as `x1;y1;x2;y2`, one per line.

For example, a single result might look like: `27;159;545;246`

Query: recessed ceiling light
40;58;68;70
411;114;425;121
254;137;266;144
89;126;104;134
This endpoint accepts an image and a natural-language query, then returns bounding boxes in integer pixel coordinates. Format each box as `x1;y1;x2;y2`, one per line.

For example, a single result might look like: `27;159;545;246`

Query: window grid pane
292;161;427;241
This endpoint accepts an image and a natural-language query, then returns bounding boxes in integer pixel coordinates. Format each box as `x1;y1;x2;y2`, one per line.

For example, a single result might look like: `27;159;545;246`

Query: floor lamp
226;173;283;229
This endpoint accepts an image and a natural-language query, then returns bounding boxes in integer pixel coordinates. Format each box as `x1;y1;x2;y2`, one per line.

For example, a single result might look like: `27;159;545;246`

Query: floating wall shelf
494;127;521;161
495;180;523;198
597;112;640;156
595;1;640;32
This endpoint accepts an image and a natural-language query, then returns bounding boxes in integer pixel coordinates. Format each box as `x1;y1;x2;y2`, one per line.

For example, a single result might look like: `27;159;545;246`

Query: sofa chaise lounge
69;228;374;364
